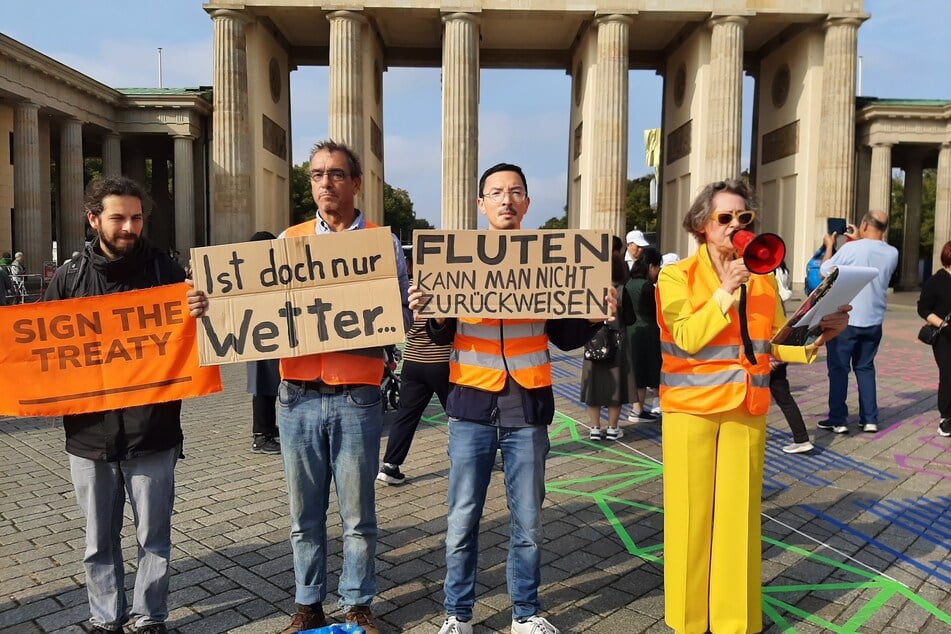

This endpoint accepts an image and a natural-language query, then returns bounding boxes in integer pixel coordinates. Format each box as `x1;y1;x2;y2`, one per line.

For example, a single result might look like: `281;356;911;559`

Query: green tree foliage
625;175;655;232
384;182;433;243
290;161;316;223
540;206;568;229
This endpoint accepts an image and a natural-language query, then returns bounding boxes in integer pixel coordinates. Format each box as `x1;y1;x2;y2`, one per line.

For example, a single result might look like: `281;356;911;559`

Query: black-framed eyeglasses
309;169;349;183
713;209;756;226
481;189;527;203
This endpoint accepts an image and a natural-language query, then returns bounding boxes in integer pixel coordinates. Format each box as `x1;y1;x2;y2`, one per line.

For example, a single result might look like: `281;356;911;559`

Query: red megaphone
732;230;786;274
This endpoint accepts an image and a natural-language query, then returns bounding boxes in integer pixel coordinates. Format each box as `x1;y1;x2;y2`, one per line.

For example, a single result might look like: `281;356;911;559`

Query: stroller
381;345;401;412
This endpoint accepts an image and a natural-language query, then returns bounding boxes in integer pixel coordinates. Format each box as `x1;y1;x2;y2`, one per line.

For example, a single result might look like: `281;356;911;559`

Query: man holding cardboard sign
44;177;188;634
188;140;410;634
410;163;612;634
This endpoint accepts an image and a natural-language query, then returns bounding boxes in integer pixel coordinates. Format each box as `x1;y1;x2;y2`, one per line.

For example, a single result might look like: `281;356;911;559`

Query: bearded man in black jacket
44;177;185;634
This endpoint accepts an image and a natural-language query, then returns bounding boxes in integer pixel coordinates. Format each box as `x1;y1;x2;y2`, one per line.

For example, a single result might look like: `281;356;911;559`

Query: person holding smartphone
818;210;898;434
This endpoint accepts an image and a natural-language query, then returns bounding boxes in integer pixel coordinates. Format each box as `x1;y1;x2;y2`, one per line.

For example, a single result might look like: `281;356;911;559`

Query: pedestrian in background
246;231;282;455
582;237;636;441
377;313;451;485
625;247;662;423
917;239;951;437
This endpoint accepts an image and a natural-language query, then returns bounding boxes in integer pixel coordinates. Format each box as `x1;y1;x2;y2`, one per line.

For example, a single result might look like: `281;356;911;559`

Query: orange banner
0;283;222;417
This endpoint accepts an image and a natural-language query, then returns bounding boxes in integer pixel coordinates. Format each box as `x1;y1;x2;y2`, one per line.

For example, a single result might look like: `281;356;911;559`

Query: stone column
706;15;746;182
150;153;173;250
327;11;367;154
868;143;892;214
59;117;85;256
934;143;951;275
102;133;122;177
816;17;862;218
441;12;480;230
124;143;146;187
211;9;252;244
13;102;44;272
899;159;922;289
174;135;196;257
591;14;632;237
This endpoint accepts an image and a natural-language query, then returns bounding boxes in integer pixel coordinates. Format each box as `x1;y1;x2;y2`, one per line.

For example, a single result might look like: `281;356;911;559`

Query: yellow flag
644;128;661;168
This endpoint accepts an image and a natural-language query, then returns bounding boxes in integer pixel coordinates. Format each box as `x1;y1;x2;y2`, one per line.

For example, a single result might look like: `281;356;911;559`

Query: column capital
210;8;251;24
594;13;635;27
823;16;865;31
14;100;40;113
327;10;368;26
871;141;893;148
173;134;195;141
442;12;481;26
708;14;750;29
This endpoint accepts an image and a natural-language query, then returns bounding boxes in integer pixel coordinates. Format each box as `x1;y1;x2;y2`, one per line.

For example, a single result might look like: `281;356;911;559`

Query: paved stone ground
2;292;949;633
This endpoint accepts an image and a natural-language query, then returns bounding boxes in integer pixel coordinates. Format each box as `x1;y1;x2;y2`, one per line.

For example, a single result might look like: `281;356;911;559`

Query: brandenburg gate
205;0;874;274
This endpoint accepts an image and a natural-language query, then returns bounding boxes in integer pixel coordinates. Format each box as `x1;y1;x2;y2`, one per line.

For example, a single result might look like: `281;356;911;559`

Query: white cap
661;252;681;268
14;251;23;258
625;230;649;247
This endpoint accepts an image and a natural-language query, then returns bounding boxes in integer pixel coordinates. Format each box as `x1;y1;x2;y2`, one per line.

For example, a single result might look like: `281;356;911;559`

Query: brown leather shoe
281;603;327;634
345;605;379;634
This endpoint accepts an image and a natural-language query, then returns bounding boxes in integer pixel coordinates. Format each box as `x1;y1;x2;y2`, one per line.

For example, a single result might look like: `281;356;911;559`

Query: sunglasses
713;209;756;226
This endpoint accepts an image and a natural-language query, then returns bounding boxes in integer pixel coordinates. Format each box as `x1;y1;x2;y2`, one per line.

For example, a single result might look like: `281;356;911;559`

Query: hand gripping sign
0;283;222;417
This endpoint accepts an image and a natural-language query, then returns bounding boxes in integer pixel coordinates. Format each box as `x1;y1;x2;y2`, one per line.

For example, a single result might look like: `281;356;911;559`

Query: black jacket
428;318;598;425
44;238;186;461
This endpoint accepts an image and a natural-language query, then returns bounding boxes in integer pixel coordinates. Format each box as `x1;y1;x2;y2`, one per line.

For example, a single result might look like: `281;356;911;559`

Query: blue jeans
69;446;179;630
278;381;382;608
443;420;550;621
825;324;883;425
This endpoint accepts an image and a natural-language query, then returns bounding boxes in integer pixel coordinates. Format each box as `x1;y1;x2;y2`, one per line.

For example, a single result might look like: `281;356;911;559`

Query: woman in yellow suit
656;180;849;634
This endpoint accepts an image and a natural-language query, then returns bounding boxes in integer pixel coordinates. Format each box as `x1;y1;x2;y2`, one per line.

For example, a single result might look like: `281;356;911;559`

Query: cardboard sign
190;227;405;366
413;230;612;319
0;283;222;417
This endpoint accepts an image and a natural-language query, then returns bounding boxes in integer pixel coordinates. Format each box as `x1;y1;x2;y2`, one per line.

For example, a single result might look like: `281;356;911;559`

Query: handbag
584;324;621;362
917;311;951;346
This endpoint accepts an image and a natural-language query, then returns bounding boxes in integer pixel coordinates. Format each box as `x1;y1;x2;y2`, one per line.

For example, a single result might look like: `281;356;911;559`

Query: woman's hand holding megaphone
719;257;751;295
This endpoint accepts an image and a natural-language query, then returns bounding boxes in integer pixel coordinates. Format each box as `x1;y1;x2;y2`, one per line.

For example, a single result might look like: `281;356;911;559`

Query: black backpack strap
65;256;88;298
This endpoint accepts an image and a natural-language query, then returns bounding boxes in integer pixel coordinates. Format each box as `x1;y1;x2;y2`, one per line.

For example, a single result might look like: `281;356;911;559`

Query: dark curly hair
83;177;148;217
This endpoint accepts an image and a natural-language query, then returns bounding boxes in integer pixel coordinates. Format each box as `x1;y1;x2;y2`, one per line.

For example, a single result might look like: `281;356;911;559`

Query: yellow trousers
662;408;766;634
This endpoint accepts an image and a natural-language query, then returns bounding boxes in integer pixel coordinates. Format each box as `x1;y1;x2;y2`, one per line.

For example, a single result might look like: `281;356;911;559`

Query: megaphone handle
738;285;757;365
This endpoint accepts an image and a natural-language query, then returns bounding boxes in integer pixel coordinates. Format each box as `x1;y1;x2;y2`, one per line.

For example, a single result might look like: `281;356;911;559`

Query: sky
2;1;949;230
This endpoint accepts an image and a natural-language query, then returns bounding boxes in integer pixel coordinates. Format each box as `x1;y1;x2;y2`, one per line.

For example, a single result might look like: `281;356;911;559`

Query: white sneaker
605;427;624;440
782;441;814;454
862;422;878;433
589;427;602;441
439;616;473;634
511;615;560;634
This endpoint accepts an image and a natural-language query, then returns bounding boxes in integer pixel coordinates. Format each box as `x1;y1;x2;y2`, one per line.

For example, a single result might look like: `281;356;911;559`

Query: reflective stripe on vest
278;218;386;385
450;318;551;392
658;247;776;415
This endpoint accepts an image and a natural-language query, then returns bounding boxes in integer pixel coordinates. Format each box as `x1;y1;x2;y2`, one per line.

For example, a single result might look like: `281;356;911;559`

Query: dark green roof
117;87;212;98
857;97;951;108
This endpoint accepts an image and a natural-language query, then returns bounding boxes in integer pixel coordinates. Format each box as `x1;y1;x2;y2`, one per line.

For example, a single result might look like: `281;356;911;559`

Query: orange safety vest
279;217;387;385
657;250;775;415
450;318;551;392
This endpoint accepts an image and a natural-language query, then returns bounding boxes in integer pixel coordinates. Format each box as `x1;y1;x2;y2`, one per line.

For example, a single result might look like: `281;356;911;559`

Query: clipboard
771;264;878;346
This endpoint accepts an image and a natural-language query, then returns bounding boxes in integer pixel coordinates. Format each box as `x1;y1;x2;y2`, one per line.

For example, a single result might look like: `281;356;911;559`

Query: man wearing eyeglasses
818;210;898;434
411;163;608;634
189;140;410;634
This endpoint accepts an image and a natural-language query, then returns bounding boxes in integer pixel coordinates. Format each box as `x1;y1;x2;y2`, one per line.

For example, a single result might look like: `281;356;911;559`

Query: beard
99;231;139;258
